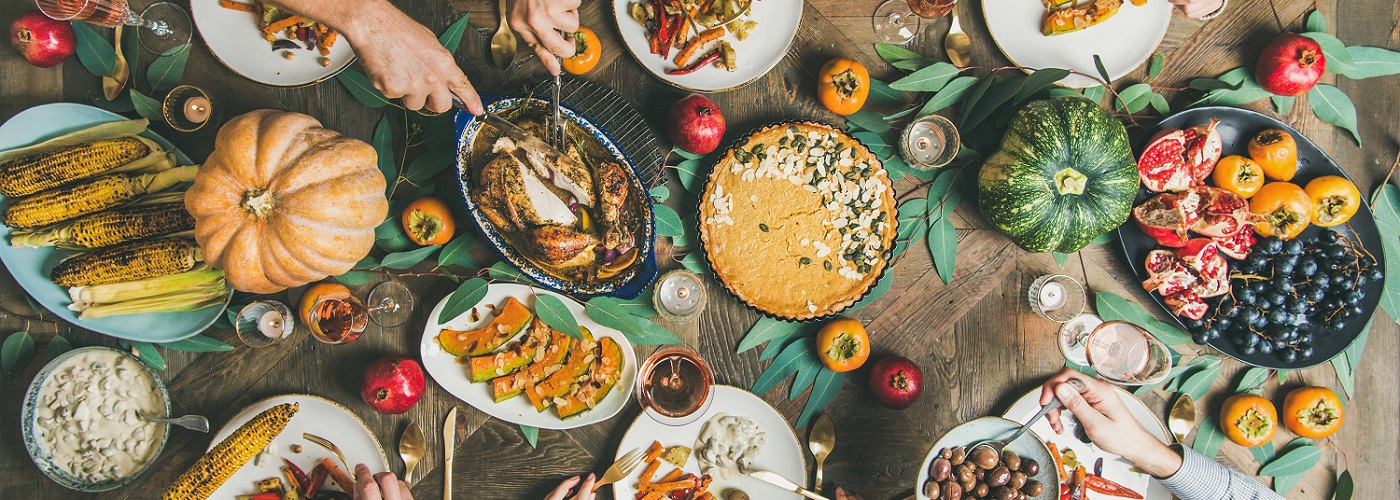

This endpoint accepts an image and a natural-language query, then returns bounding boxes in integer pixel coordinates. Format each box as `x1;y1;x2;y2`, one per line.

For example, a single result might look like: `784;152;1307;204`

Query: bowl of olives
916;416;1058;500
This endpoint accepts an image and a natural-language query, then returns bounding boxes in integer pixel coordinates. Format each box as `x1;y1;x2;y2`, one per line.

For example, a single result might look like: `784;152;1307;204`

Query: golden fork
569;447;647;499
304;433;350;473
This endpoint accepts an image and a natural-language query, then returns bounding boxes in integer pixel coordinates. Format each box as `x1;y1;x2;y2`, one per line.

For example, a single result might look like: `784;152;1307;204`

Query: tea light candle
257;310;284;339
654;270;706;323
1039;281;1066;310
182;96;211;124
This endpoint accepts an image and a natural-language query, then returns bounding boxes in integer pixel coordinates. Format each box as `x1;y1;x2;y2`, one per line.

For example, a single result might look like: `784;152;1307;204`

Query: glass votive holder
235;300;295;348
1028;274;1086;323
898;113;960;170
162;84;213;133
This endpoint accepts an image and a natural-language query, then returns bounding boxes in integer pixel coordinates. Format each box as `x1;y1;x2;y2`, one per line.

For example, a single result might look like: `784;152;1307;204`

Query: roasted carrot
659;468;685;483
219;0;257;13
263;15;305;35
643;441;665;462
639;459;661;484
321;458;354;493
1048;442;1068;484
638;477;701;493
1084;475;1143;499
673;27;724;67
321;28;338;49
673;5;695;47
640;493;665;500
692;475;713;496
303;463;329;497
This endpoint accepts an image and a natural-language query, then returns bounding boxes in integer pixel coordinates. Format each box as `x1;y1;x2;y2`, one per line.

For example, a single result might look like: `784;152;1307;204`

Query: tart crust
698;122;897;320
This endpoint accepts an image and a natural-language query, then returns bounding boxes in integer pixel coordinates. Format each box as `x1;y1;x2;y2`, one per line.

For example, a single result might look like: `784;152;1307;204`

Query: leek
68;266;225;307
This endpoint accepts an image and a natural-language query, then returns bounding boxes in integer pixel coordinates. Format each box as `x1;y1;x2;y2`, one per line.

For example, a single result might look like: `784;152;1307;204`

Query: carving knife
443;407;457;500
747;470;831;500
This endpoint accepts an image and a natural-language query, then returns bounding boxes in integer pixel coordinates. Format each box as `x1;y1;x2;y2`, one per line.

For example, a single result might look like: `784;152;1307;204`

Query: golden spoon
102;25;129;101
490;0;517;71
943;10;971;68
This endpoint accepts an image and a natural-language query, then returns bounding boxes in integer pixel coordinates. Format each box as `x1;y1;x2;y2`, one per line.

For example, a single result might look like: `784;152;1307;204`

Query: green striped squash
978;96;1138;253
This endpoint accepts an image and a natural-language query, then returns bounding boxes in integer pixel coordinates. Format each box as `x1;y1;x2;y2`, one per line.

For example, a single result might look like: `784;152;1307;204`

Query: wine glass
872;0;958;45
1084;321;1173;386
366;280;415;327
35;0;191;54
307;293;369;345
635;347;715;426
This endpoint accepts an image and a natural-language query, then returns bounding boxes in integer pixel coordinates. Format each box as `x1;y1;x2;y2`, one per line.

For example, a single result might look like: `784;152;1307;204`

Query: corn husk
69;270;228;319
68;266;224;307
0;118;175;177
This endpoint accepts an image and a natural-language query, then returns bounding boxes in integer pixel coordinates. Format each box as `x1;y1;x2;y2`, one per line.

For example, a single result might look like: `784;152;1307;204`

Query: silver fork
569;447;647;499
551;60;565;148
304;433;350;473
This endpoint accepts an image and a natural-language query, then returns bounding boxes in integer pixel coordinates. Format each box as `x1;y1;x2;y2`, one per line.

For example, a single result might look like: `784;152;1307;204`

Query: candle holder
898;113;960;170
1028;274;1085;323
234;300;294;348
652;269;706;323
161;84;213;133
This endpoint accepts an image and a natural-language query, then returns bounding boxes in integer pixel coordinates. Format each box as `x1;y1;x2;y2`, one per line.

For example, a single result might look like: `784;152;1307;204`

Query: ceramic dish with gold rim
202;394;390;500
609;0;803;92
190;0;356;87
699;122;897;321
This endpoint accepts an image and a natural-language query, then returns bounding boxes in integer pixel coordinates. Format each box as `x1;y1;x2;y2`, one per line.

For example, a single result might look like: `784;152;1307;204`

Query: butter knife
443;407;457;500
748;470;831;500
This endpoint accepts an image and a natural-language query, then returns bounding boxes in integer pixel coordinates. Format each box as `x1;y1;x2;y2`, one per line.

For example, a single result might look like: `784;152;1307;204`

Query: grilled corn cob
10;201;195;249
0;137;151;198
164;403;299;500
2;165;197;229
50;238;201;287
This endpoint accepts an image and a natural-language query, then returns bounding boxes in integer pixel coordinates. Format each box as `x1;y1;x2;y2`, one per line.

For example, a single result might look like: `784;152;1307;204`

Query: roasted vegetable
0;137;153;198
164;403;299;500
50;238;201;287
1043;0;1122;36
10;199;194;249
67;267;227;319
2;166;197;229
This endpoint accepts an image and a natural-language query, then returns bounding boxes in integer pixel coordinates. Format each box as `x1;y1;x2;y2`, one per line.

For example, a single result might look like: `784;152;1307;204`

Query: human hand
1037;368;1181;477
343;2;484;114
1169;0;1225;19
543;474;596;500
834;486;866;500
508;0;582;75
353;463;413;500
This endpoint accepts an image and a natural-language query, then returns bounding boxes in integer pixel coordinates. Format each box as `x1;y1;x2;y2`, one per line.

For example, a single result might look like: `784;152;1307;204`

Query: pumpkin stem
1054;168;1088;195
241;189;275;217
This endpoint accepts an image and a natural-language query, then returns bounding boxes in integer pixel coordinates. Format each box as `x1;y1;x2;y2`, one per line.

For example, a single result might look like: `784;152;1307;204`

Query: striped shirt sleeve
1158;444;1283;500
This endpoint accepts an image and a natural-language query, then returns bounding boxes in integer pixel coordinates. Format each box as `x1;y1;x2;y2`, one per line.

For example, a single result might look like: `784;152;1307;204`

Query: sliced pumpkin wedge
1042;0;1122;36
556;337;624;419
438;297;533;357
491;318;572;402
467;319;553;382
527;326;596;412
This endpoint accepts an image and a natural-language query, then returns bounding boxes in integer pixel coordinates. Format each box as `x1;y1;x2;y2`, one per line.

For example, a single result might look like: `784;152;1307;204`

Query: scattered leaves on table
798;369;845;428
47;335;74;360
1235;367;1271;394
71;21;115;77
738;317;804;353
2;331;35;380
380;245;440;269
630;316;682;345
147;43;191;92
1148;52;1165;79
674;158;703;193
438;234;476;269
403;147;455;185
752;337;816;395
1176;362;1222;401
160;334;234;352
534;293;581;340
438;278;489;323
519;424;538;448
1191;415;1225;458
1258;443;1322;478
1093;292;1193;346
373;115;396;193
889;63;960;92
127;341;166;371
1333;470;1353;500
129;90;163;122
654;205;685;237
1308;84;1361;146
337;68;393;108
438;13;470;54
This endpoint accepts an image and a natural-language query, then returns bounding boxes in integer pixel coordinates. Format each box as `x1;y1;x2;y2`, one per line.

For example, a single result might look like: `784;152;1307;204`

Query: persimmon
1282;386;1344;439
1211;155;1265;199
816;318;870;372
1250;182;1312;240
817;58;869;116
1219;393;1278;447
1248;129;1298;181
561;27;601;75
1304;176;1360;227
402;197;456;246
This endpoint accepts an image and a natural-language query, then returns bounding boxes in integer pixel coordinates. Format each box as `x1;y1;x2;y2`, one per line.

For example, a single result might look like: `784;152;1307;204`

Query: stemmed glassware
306;281;416;344
635;347;715;426
872;0;958;45
366;280;415;327
35;0;191;54
1085;321;1174;386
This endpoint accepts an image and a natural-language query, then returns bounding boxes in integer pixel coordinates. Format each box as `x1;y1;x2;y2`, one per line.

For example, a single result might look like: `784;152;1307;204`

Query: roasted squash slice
527;326;597;412
1043;0;1122;36
557;337;624;419
491;319;573;402
468;319;553;382
438;297;533;357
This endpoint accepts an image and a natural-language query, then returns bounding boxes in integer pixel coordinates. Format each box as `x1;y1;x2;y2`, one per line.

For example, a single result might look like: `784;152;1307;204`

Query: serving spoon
102;25;130;101
808;414;835;494
969;378;1087;457
399;421;425;484
490;0;517;71
137;412;208;432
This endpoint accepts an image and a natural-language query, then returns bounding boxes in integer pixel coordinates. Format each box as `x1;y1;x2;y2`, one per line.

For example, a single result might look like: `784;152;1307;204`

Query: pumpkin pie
699;122;897;320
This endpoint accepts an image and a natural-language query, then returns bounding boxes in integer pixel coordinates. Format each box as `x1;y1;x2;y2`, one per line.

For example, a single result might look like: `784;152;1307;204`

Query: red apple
9;11;75;68
867;356;922;410
666;93;725;155
361;355;425;414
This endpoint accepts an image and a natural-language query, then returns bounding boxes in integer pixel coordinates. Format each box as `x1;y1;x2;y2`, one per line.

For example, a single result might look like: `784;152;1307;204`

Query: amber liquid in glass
640;351;712;418
906;0;956;18
38;0;129;26
309;296;368;344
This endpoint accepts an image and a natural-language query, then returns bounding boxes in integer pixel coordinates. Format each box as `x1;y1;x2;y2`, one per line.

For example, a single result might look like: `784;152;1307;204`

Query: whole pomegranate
361;355;426;414
9;11;75;68
666;93;725;155
1255;33;1326;96
867;356;923;410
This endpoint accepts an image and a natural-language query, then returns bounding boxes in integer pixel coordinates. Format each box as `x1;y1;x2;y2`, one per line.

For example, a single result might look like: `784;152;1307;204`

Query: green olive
968;446;999;470
1000;450;1021;472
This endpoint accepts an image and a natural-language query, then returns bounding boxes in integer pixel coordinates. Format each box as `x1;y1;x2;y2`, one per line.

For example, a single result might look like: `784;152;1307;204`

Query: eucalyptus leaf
797;369;845;428
928;214;957;285
147;44;191;92
1176;362;1221;401
674;159;703;193
889;63;960;92
92;92;136;113
437;278;490;323
1114;83;1155;114
71;22;115;77
47;335;74;360
1150;93;1171;116
679;252;709;275
630;318;681;345
1300;32;1357;75
1271;95;1295;114
438;234;476;268
1333;470;1353;500
918;76;979;117
672;147;705;160
2;332;35;380
1195;73;1271;107
752;337;816;395
654;205;685;237
1081;85;1107;104
760;329;804;361
488;261;530;283
1092;54;1112;84
611;291;659;318
846;110;893;134
353;255;381;270
962;78;1024;132
373;116;396;192
875;43;921;63
1090;233;1114;245
534;294;581;340
160;335;234;352
649;185;670;203
956;76;995;128
1258;445;1322;477
1341;46;1400;79
129;341;166;370
1270;471;1304;496
893;223;927;258
1148;52;1165;78
1192;415;1226;458
129;90;163;122
1305;10;1326;32
374;218;413;252
790;364;820;400
1308;84;1361;146
520;424;538;448
438;13;470;54
584;298;644;339
1187;78;1242;92
849;271;893;312
1053;252;1069;268
380;245;440;269
404;148;455;184
851;131;890;150
868;78;906;108
893;57;941;73
882;106;919;122
1249;443;1276;469
1236;367;1270;393
337;68;393;108
1011;69;1071;107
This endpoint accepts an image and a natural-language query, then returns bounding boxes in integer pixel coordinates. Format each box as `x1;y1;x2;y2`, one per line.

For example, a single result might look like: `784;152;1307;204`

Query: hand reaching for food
508;0;582;75
544;474;597;500
1037;368;1182;478
353;464;412;500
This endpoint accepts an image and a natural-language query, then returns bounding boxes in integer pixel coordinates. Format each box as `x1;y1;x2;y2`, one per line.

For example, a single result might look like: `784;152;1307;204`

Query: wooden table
2;1;1397;498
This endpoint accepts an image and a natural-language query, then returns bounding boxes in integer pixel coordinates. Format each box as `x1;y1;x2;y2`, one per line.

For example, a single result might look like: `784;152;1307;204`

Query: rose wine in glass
308;293;369;345
35;0;191;54
872;0;958;44
636;347;714;426
908;0;958;18
1085;321;1173;385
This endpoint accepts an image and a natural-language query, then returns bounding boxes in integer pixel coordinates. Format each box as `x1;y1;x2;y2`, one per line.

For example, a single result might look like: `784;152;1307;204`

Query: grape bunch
1184;229;1383;363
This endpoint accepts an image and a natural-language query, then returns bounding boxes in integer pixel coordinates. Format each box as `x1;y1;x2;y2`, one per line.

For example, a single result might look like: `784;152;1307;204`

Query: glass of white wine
1085;321;1173;386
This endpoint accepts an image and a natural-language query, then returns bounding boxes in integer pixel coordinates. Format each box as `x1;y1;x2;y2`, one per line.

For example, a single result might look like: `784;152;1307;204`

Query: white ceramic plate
916;416;1058;500
204;394;390;500
983;0;1173;88
0;103;228;343
190;0;355;87
1001;386;1172;500
419;283;638;430
611;0;803;92
611;386;806;500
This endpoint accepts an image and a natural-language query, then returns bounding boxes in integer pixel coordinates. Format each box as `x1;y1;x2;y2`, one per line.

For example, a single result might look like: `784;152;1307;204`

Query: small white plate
190;0;355;87
612;386;807;500
983;0;1173;88
916;416;1058;500
1001;386;1172;500
204;394;389;500
419;283;638;430
611;0;803;92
